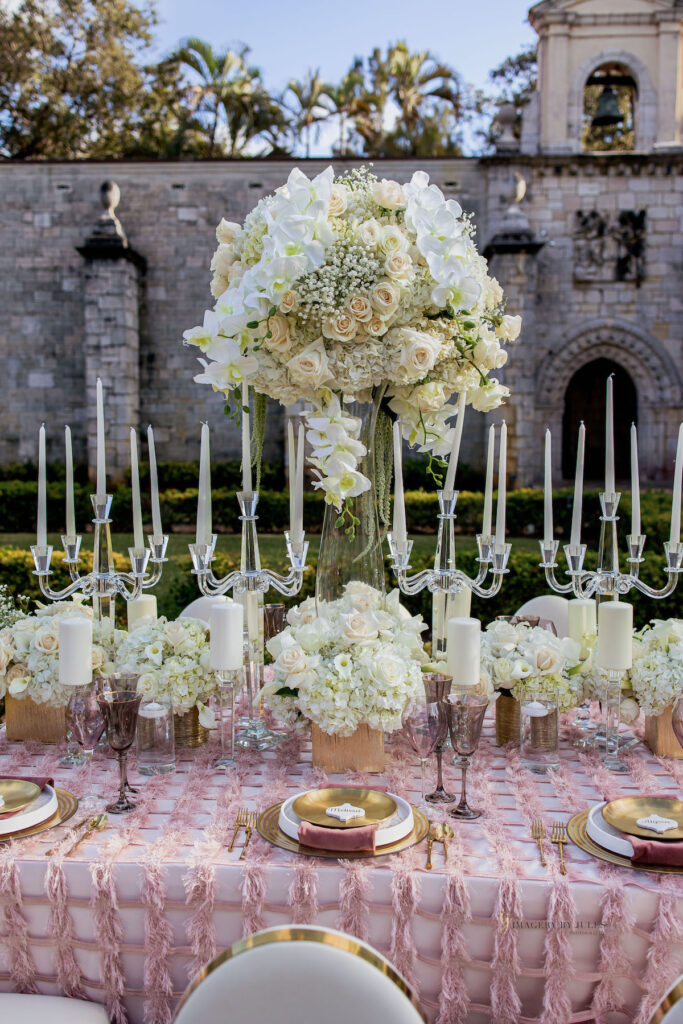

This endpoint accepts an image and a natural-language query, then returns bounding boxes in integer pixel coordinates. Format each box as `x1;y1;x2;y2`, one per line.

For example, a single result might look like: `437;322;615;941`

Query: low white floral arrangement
263;583;427;736
630;618;683;717
0;598;118;707
481;619;583;712
114;616;216;724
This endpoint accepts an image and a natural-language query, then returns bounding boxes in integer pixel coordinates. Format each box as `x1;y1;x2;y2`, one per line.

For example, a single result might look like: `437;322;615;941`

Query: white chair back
650;976;683;1023
514;595;569;638
174;925;426;1024
178;595;233;623
0;994;108;1024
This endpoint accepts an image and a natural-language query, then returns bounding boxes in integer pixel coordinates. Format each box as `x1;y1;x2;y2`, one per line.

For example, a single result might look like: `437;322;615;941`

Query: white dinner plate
0;784;58;837
279;790;414;847
586;802;635;859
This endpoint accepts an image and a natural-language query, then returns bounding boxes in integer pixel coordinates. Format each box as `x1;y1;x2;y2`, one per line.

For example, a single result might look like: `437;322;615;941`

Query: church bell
591;85;623;128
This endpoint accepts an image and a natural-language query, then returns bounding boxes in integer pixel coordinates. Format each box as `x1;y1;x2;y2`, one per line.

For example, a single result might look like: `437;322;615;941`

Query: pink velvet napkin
297;821;378;853
615;794;683;867
0;776;53;820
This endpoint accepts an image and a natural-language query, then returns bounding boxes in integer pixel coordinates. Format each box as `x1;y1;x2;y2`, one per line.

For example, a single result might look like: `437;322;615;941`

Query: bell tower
522;0;683;154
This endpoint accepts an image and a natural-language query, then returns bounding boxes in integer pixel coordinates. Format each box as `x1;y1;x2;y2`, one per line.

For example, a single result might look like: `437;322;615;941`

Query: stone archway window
562;358;637;482
582;63;636;153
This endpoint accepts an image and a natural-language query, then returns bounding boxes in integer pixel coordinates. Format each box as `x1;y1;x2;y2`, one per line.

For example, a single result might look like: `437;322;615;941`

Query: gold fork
551;821;567;875
240;811;257;861
531;819;547;867
229;807;249;853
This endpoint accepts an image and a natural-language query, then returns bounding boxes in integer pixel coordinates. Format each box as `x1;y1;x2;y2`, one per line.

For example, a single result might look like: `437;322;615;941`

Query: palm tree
387;42;462;149
326;61;365;156
284;70;332;157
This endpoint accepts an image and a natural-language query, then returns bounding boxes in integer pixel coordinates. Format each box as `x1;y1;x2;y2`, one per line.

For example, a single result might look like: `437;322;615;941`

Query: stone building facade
0;0;681;487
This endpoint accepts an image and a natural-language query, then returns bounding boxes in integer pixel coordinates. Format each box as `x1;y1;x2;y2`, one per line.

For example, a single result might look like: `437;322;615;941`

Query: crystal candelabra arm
539;540;575;594
628;541;683;599
31;545;93;601
387;534;437;594
61;535;82;566
467;542;512;598
141;535;169;590
258;533;309;597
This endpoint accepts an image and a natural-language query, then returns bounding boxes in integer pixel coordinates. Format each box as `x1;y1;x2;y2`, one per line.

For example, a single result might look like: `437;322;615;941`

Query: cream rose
366;316;388;337
384;252;413;281
265;314;291;353
410;381;449;412
344;295;373;323
275;644;308;677
216;218;241;244
165;622;189;649
469;380;509;413
379;225;408;256
395;330;442;381
35;626;59;654
495;315;522;341
357;218;382;247
368;650;405;687
287;339;333;389
369;279;400;318
329;185;348;217
279;290;299;314
371;178;406;210
534;646;562;675
91;645;105;671
0;637;13;673
322;311;358;343
210;244;235;277
340;612;378;644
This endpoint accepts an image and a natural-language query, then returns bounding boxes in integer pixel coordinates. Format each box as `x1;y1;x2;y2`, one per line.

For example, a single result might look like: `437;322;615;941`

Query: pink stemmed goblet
403;687;449;810
444;692;489;821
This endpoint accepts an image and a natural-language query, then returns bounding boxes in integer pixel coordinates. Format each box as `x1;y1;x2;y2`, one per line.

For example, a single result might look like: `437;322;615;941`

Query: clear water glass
520;693;560;773
136;697;175;775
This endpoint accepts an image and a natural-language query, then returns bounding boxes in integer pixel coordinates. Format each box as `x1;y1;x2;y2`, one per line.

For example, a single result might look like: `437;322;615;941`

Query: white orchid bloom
182;310;220;351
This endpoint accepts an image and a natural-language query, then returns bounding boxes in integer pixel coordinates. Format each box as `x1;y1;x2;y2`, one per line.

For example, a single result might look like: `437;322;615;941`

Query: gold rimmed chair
174;925;427;1024
650;976;683;1024
0;994;109;1023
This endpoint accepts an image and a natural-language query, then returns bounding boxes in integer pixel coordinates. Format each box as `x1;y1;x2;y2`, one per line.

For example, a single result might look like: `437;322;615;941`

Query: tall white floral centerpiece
183;165;520;766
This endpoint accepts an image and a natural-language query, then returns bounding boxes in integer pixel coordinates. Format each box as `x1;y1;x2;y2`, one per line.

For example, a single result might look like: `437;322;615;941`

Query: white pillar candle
65;425;75;539
196;423;212;547
241;384;253;496
127;594;157;631
450;588;472;619
287;420;296;539
570;422;585;547
392;421;407;551
630;423;641;539
495;421;507;547
129;428;144;550
605;375;615;495
147;425;163;541
670;422;683;547
96;378;106;500
443;391;466;493
294;423;304;543
210;601;244;671
58;616;92;686
37;423;47;548
597;601;633;672
568;598;596;658
482;424;495;537
447;616;481;688
543;428;553;544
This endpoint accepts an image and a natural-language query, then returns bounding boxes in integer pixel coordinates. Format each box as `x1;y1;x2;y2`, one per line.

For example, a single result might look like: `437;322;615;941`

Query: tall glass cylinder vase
315;390;388;606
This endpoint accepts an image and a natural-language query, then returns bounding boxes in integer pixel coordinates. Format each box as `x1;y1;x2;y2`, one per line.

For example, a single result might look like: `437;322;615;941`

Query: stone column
77;182;146;486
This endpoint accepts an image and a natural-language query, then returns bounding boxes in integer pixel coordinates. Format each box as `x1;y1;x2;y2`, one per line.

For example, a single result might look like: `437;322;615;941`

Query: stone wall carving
573;210;646;283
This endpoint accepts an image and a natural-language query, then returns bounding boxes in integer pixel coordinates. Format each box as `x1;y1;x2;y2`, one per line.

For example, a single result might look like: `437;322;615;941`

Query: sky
150;0;537;153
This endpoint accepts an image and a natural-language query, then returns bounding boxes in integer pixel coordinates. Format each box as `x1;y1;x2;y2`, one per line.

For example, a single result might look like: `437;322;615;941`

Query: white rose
396;331;442;382
279;290;299;314
371;179;406;211
492;657;514;684
165;621;190;649
619;696;640;725
369;650;405;688
369;279;400;318
379;225;408;257
533;646;562;675
35;625;59;654
287;339;333;389
210;244;235;278
357;218;382;247
0;638;13;672
322;311;358;343
366;316;388;337
329;185;348;217
340;612;378;644
216;218;241;244
385;252;413;281
409;381;449;412
484;276;504;307
344;295;373;323
495;315;522;341
275;644;308;677
265;314;291;353
473;338;507;371
469;381;509;413
296;619;330;653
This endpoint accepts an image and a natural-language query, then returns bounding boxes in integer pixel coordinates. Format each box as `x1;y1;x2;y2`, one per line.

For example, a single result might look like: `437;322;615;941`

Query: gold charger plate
0;778;41;816
0;788;78;844
292;787;397;830
567;809;683;875
257;801;429;859
602;797;683;841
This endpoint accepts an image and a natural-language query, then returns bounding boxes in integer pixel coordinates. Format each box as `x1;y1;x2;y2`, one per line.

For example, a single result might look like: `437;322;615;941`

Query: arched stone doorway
562;359;637;482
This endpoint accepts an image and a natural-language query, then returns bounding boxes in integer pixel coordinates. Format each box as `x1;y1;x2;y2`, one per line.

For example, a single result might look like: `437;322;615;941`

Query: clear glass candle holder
136;696;175;775
520;692;560;774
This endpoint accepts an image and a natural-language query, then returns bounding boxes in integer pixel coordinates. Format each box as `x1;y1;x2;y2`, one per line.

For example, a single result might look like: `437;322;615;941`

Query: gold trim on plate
602;797;683;841
566;809;683;875
176;926;428;1023
650;976;683;1024
257;801;429;859
292;787;397;829
0;778;41;816
0;788;78;843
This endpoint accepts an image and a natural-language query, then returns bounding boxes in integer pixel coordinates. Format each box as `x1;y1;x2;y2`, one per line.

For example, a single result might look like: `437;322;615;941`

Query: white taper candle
147;425;163;541
543;428;553;544
482;424;495;537
294;423;304;543
605;375;615;495
65;425;75;539
287;420;296;539
671;422;683;547
495;421;507;547
37;423;46;547
630;423;641;539
196;422;212;547
241;384;252;496
96;378;106;499
392;421;407;551
570;422;585;547
443;391;466;493
130;428;144;550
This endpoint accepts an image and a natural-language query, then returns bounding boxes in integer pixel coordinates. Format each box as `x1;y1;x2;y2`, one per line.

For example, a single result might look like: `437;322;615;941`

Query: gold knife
63;813;107;857
45;814;92;857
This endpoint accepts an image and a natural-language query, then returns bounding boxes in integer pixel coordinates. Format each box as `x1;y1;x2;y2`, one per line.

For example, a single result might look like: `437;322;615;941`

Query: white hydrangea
481;620;583;713
631;618;683;717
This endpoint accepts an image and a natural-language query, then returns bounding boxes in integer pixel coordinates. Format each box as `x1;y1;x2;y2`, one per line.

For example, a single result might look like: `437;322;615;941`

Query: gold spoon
441;823;454;863
63;813;107;857
426;823;443;870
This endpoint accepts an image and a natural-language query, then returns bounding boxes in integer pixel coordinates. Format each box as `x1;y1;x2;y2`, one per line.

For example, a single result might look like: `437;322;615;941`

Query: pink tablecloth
0;713;682;1024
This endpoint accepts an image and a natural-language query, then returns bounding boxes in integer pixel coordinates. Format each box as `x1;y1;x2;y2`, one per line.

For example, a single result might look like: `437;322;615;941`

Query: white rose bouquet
630;618;683;717
263;583;427;736
183;165;520;522
481;620;583;712
0;598;119;707
114;616;216;724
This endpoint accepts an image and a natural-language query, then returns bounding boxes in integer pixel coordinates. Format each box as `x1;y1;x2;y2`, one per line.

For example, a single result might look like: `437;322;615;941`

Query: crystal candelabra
189;491;308;749
387;489;511;662
539;492;683;600
31;494;168;623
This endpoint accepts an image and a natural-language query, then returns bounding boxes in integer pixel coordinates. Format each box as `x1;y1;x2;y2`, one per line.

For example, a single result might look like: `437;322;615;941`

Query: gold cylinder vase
173;706;209;748
495;693;520;746
311;723;385;772
4;694;66;743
